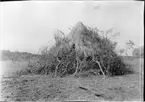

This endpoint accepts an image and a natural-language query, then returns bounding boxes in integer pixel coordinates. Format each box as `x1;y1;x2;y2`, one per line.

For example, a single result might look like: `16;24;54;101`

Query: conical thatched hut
28;22;131;77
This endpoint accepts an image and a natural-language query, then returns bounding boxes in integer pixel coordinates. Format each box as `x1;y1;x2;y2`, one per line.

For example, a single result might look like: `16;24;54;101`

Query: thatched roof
25;21;130;77
68;21;87;45
67;21;102;56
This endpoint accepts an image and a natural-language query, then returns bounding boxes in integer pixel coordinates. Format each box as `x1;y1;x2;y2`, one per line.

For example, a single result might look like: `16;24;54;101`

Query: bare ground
0;58;144;102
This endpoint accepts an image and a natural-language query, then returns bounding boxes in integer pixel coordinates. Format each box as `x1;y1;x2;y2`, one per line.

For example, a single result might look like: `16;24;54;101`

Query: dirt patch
1;74;142;101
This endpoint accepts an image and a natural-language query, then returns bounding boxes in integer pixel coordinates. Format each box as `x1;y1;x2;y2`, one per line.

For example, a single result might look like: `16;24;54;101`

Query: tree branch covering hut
28;22;132;77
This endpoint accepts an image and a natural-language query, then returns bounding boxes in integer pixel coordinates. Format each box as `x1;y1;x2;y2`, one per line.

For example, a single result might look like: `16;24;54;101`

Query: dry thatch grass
14;22;133;78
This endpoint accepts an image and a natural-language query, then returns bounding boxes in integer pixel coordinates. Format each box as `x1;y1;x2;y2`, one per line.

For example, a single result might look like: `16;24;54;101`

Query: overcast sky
0;1;144;54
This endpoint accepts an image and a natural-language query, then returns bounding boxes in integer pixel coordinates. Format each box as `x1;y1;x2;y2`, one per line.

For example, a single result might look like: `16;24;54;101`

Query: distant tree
140;46;144;57
132;48;140;57
125;40;135;56
11;51;19;62
132;46;144;57
119;49;125;56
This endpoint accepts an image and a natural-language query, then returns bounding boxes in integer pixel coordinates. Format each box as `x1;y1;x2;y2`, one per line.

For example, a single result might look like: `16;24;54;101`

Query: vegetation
119;49;125;56
25;22;132;77
125;40;135;56
0;50;39;62
132;46;144;57
1;22;142;102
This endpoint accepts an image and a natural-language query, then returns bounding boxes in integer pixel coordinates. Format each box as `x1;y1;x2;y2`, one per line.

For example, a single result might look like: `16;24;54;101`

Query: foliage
0;50;39;61
125;40;135;56
119;49;125;55
26;22;132;77
126;40;135;49
132;46;144;57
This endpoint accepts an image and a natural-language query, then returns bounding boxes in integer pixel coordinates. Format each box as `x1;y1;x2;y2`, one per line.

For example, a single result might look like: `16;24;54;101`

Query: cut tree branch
54;57;61;77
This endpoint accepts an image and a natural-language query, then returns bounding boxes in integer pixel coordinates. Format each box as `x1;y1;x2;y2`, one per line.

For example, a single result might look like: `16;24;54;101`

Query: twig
78;86;105;98
54;57;61;77
60;62;69;77
91;51;106;78
95;60;105;78
92;55;105;78
73;58;79;77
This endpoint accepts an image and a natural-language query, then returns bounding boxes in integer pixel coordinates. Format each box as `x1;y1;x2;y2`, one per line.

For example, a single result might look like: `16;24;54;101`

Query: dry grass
0;57;143;102
28;22;129;77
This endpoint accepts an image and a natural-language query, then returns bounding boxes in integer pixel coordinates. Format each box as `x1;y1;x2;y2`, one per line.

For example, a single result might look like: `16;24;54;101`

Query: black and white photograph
0;1;144;102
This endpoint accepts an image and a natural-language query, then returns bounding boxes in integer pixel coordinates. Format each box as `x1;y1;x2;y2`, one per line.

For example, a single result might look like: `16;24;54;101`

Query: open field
0;57;144;102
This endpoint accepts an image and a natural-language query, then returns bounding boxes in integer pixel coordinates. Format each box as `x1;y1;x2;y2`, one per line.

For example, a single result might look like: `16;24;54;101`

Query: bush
26;22;132;77
132;46;144;58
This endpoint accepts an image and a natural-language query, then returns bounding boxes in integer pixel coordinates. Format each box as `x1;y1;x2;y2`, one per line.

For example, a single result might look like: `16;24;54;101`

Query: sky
0;1;144;54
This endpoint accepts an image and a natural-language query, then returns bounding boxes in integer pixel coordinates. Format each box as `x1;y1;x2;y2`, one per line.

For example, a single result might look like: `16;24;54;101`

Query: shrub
27;22;132;77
